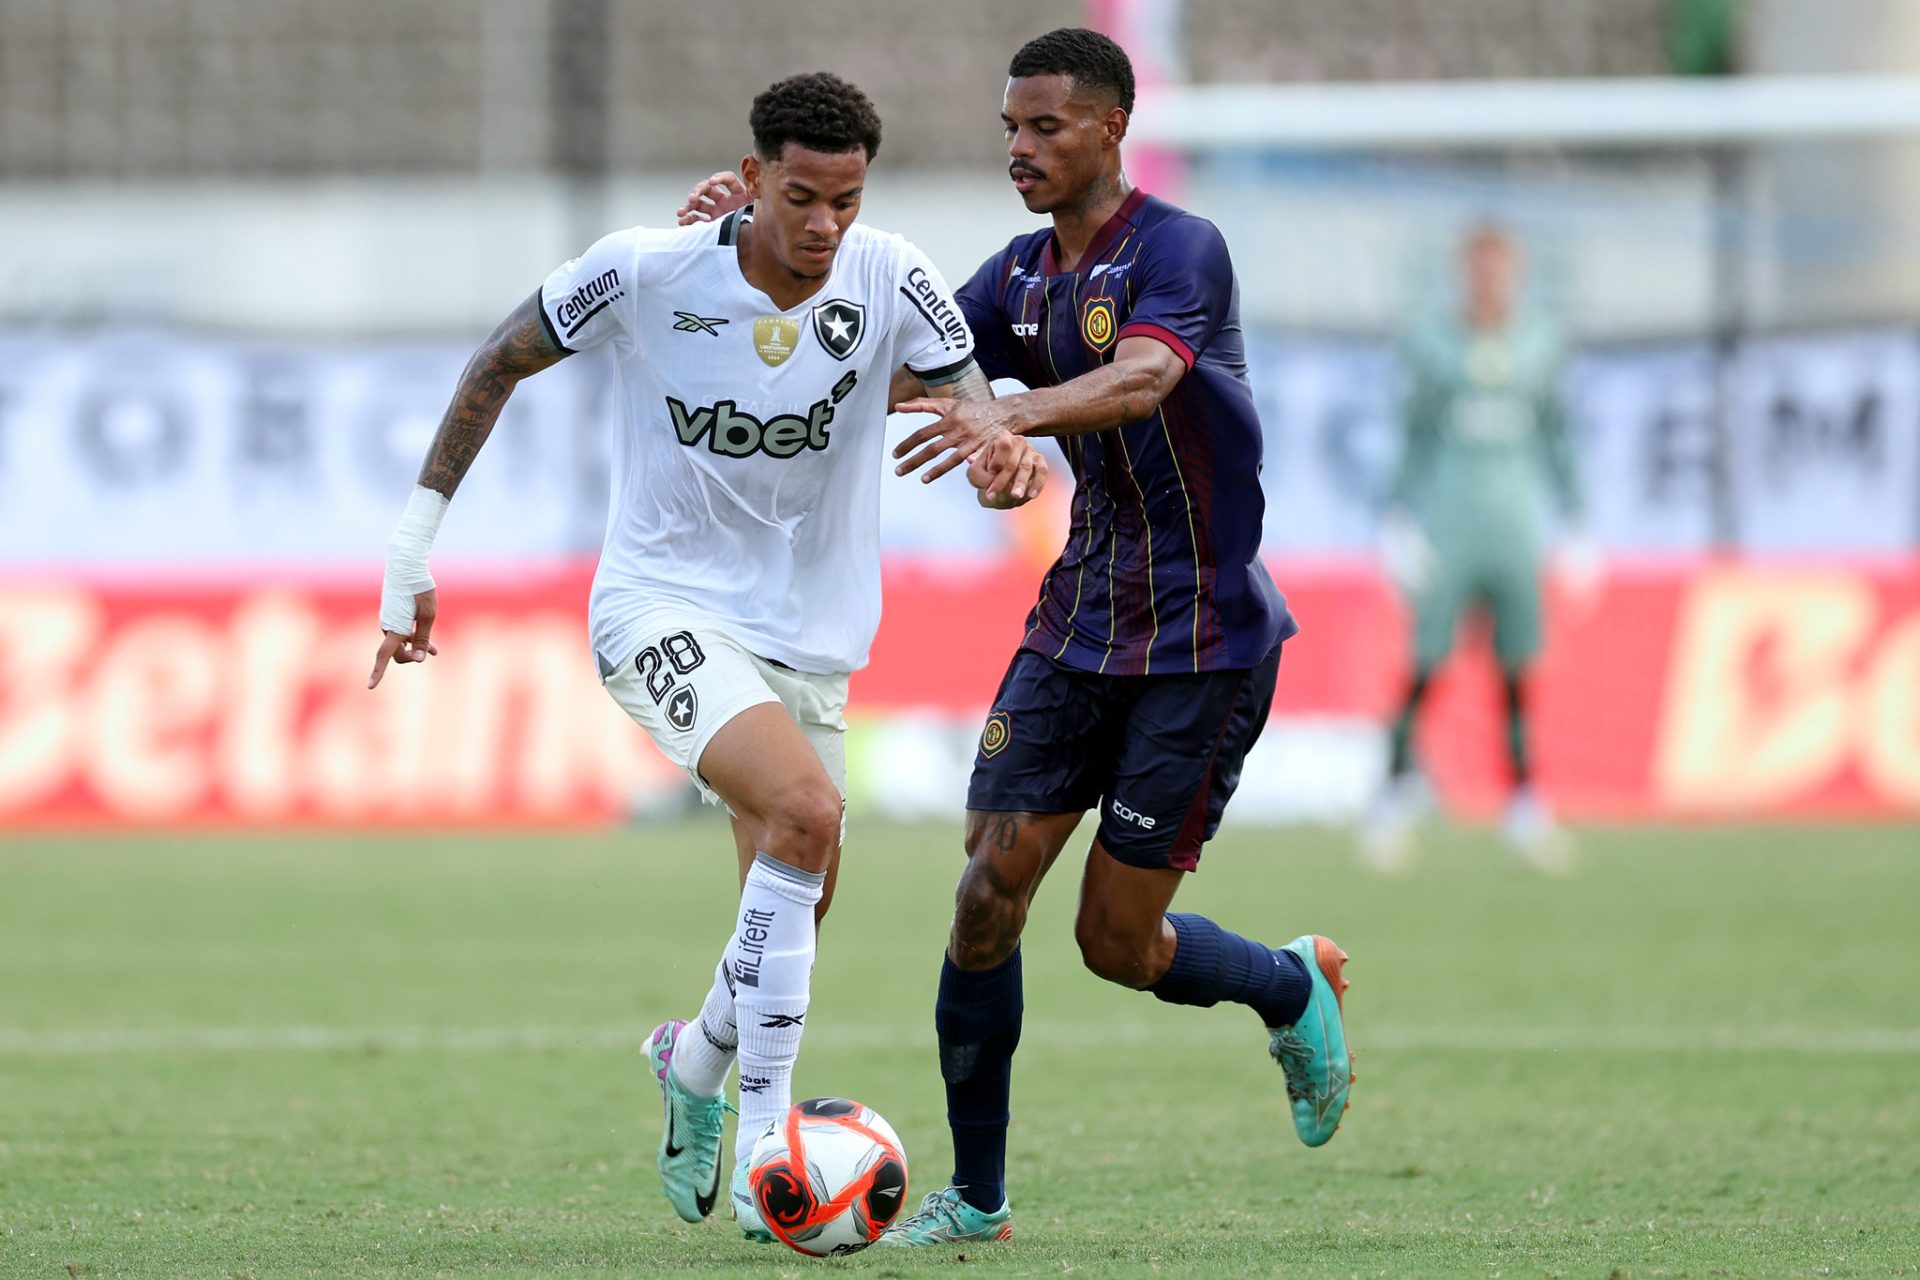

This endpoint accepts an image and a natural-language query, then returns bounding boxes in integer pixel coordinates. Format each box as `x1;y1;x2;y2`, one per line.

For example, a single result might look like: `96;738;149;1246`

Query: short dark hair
749;72;882;162
1008;28;1135;113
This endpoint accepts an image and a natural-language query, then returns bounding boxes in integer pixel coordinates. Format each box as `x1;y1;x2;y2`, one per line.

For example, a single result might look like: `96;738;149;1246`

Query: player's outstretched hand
893;397;1023;488
968;434;1048;508
368;589;439;689
677;171;749;225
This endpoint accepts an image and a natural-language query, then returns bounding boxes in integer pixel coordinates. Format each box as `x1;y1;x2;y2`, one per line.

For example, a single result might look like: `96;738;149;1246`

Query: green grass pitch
2;822;1916;1277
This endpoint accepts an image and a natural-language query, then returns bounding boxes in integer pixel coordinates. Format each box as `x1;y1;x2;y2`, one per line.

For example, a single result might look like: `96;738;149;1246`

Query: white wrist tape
380;485;449;634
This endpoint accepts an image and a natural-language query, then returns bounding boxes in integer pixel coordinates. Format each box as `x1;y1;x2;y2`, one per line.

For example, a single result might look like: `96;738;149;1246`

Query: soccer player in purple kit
871;29;1354;1245
678;28;1354;1246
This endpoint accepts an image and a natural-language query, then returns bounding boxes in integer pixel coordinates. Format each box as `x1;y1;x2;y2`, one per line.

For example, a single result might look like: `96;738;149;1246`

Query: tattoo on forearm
943;364;997;404
417;291;566;497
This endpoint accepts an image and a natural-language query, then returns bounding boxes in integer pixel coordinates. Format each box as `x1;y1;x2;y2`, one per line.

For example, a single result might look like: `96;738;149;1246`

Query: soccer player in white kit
368;73;1046;1241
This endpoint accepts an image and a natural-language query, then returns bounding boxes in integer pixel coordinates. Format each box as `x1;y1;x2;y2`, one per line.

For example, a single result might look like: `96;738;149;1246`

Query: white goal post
1132;74;1920;150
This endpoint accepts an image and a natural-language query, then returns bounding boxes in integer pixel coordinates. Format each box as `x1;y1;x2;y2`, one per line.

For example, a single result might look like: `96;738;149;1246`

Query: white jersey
539;207;976;675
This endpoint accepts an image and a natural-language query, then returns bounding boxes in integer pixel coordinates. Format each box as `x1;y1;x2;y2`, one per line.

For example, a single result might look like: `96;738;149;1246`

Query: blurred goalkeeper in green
1362;223;1595;873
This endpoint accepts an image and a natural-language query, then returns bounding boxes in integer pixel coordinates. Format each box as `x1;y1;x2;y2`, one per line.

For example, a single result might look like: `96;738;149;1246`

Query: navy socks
937;920;1306;1215
935;949;1023;1214
1150;913;1311;1029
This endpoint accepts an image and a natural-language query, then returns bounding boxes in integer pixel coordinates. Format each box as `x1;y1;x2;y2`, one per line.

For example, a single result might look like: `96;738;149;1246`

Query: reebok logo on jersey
665;373;857;461
554;268;622;340
671;311;728;336
758;1013;804;1029
1111;799;1157;830
901;266;967;351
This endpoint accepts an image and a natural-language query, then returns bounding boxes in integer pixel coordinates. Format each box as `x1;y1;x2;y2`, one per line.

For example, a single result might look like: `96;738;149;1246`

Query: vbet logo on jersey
811;299;865;359
755;316;800;367
663;370;860;461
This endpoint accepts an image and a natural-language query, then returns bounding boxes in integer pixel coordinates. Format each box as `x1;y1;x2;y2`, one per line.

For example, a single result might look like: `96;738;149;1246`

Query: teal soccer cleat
646;1020;730;1222
876;1186;1013;1247
730;1160;774;1243
1270;935;1353;1147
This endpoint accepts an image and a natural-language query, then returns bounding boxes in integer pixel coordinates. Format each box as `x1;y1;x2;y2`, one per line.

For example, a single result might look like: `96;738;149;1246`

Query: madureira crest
979;710;1011;758
1082;296;1116;352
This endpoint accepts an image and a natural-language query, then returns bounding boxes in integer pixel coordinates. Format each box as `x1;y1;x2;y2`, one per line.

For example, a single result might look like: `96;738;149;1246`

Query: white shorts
602;614;849;806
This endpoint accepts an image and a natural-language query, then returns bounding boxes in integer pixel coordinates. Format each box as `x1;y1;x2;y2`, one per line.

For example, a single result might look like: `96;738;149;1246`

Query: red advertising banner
2;559;1917;827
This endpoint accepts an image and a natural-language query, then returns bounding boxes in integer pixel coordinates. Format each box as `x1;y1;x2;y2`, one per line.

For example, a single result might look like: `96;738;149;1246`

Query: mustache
1010;163;1046;181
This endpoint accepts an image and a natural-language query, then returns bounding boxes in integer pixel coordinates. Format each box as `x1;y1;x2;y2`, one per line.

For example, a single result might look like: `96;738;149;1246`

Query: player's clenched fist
967;434;1048;509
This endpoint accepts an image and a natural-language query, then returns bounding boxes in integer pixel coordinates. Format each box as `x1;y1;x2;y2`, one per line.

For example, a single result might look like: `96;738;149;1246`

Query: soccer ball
747;1097;908;1256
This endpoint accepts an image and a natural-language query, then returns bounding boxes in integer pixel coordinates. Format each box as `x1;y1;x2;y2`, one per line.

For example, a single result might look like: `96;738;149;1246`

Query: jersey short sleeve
1116;217;1235;371
956;249;1020;383
539;230;637;354
889;240;976;385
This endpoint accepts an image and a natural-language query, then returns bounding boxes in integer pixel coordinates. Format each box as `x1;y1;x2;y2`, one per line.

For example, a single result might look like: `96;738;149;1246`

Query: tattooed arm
369;292;569;687
418;291;571;496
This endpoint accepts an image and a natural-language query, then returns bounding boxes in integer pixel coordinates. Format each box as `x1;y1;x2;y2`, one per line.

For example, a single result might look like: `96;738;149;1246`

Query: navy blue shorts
965;643;1282;871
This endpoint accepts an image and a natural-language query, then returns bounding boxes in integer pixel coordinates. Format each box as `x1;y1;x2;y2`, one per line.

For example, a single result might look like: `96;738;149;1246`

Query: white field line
1;1023;1917;1056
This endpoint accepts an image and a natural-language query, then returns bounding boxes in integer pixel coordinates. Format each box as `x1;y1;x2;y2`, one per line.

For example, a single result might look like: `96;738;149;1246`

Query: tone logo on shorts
979;711;1010;758
667;685;698;731
1081;296;1116;352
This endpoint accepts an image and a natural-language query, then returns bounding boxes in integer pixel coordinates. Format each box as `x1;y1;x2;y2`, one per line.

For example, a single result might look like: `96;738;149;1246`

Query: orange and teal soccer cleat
876;1186;1013;1247
1270;935;1353;1147
646;1019;730;1223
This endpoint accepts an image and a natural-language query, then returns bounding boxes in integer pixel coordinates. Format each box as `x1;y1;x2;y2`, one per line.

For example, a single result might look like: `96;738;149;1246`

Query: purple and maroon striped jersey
957;189;1294;674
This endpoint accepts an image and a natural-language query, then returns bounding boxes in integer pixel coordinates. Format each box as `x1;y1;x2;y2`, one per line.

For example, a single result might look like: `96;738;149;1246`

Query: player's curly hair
750;72;883;161
1008;28;1135;113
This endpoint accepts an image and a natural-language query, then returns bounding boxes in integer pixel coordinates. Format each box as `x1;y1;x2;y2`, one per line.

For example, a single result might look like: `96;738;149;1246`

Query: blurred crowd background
3;0;1918;832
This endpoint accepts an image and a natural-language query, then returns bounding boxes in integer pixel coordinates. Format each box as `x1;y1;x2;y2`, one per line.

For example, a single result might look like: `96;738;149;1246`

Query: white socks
672;853;824;1165
669;957;739;1098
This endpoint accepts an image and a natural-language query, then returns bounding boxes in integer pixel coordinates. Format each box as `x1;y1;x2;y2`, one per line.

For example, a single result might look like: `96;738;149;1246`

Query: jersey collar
1041;187;1149;277
717;203;754;246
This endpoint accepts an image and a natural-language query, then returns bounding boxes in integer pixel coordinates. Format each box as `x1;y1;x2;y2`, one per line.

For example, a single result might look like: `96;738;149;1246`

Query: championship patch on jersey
811;298;865;360
1081;296;1117;353
979;711;1011;758
754;316;800;367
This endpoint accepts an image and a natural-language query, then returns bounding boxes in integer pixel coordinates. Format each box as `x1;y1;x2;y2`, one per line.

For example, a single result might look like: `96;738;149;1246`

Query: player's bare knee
759;784;842;874
1075;918;1154;989
950;874;1023;969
